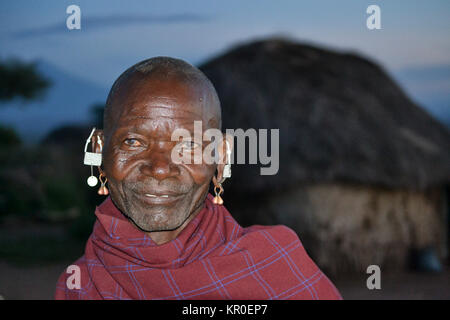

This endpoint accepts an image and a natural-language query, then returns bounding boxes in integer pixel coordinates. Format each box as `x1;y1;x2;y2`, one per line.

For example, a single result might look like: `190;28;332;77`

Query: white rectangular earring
84;127;102;167
222;141;232;179
84;127;102;187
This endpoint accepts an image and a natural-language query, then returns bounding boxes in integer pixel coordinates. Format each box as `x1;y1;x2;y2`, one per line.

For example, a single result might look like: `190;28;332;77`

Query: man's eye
124;138;141;147
179;141;200;151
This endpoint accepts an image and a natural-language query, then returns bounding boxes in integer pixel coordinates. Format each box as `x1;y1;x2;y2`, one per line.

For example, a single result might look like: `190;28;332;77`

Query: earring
212;140;232;205
212;175;224;205
222;140;232;179
84;127;102;187
213;183;224;205
87;166;98;187
97;171;109;196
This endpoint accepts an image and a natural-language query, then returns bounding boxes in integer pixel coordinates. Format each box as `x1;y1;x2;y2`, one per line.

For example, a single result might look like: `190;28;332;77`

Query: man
55;57;342;300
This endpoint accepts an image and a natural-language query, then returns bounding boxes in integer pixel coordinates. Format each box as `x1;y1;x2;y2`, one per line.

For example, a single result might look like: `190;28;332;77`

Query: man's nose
139;144;178;181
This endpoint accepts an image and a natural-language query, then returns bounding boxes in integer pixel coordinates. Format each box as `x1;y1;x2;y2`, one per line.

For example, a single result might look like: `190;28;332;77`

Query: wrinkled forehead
111;73;208;122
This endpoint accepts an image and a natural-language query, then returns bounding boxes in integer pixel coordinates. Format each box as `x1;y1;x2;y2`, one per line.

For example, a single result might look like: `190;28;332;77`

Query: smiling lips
145;193;169;198
135;191;185;205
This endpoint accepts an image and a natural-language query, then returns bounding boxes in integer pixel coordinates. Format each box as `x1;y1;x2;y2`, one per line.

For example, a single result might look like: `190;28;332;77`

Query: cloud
12;13;211;39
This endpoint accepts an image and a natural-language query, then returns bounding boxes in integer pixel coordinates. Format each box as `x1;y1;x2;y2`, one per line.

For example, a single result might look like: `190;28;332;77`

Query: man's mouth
145;193;169;198
134;190;186;205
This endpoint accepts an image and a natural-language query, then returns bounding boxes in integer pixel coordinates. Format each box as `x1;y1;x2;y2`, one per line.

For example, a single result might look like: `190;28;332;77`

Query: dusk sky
1;1;449;85
0;0;449;137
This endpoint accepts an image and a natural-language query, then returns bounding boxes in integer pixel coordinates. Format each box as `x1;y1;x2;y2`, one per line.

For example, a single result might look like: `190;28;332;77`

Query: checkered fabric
55;194;342;300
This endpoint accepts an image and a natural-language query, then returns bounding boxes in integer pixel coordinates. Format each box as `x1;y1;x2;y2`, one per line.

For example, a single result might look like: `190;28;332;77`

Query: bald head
103;57;221;141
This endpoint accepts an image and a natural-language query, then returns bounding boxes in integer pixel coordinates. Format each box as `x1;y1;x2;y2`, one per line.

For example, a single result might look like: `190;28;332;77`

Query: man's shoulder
237;224;343;299
243;223;302;244
231;223;305;256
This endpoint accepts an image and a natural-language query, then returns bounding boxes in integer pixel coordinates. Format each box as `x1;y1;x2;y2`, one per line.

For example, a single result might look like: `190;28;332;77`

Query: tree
0;58;51;146
0;59;51;102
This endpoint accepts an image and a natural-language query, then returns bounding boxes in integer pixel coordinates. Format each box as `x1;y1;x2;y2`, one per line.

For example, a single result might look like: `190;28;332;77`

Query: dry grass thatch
200;38;450;192
229;183;446;274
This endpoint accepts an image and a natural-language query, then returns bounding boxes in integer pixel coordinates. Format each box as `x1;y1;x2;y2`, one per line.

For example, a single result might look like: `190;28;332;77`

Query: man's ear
215;133;233;182
91;129;104;154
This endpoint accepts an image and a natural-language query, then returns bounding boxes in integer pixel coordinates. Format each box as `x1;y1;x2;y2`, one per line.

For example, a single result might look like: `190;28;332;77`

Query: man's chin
127;211;188;233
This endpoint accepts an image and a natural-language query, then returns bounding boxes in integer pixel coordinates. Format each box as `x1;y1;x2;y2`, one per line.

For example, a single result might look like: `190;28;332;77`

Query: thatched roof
199;38;450;192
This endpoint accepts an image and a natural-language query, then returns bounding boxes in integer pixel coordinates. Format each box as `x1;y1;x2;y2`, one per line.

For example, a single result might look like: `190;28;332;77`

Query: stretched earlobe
216;139;232;184
222;140;232;179
92;129;105;154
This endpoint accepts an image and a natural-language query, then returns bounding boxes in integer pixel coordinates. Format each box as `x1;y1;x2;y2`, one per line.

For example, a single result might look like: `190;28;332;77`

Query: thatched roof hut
200;38;450;193
199;38;450;274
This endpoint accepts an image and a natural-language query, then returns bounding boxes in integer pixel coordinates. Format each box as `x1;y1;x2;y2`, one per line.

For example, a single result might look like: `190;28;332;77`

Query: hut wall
259;183;447;275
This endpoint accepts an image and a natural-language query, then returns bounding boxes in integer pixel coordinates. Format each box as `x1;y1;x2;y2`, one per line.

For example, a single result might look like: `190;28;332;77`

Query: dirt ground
0;260;449;300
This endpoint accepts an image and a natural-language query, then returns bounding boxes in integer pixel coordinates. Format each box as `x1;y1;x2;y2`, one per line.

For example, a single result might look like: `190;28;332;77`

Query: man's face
102;74;216;232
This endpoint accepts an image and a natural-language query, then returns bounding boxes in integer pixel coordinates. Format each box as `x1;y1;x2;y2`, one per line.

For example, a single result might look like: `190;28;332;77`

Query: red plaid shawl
55;194;342;300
